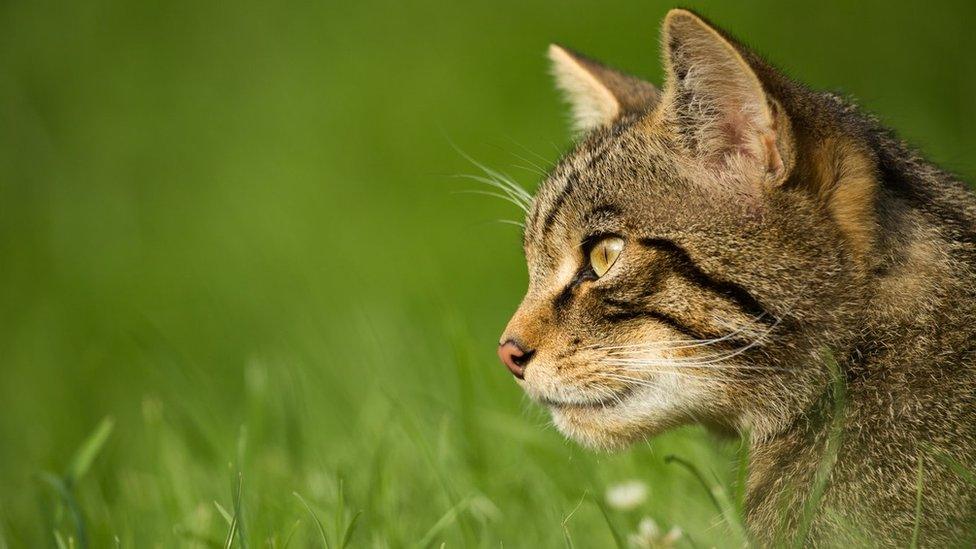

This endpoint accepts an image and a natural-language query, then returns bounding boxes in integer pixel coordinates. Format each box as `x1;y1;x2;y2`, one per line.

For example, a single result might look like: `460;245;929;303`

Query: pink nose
498;340;535;379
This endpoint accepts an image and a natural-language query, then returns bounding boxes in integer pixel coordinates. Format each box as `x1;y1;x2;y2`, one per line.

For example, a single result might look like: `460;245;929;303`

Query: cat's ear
548;44;660;134
659;9;791;183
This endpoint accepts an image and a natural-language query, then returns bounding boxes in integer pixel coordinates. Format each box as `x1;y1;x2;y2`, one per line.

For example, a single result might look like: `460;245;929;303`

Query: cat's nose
498;340;535;379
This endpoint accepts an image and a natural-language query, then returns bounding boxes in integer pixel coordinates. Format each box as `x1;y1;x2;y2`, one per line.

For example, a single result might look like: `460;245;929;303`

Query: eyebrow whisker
451;176;531;212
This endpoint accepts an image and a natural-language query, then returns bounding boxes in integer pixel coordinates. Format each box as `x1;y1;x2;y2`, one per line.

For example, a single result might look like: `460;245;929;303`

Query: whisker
597;319;784;373
451;188;527;210
469;164;532;203
451;176;531;211
448;143;534;212
604;358;759;370
612;317;772;355
604;346;755;366
511;163;548;177
613;330;761;367
587;335;729;353
608;362;789;372
504;138;557;171
493;219;525;228
585;312;773;353
600;371;714;386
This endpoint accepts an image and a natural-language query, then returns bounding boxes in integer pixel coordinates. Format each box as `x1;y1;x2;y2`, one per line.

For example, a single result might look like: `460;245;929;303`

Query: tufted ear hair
548;44;660;134
659;9;792;184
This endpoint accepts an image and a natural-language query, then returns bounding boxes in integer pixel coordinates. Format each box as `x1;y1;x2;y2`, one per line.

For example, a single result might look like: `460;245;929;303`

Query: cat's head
498;9;877;449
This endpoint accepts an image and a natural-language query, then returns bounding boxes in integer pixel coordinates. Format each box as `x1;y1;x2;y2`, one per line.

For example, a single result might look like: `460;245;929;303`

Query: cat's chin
546;392;680;451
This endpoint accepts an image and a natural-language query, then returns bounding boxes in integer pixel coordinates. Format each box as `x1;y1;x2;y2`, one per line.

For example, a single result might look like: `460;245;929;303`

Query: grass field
1;0;975;546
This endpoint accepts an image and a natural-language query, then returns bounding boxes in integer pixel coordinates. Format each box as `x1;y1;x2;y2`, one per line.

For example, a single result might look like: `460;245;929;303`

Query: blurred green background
1;0;973;546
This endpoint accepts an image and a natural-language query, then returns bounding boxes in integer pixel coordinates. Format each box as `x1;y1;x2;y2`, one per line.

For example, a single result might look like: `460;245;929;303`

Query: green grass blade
340;511;362;549
38;472;88;549
791;353;847;549
592;497;626;549
925;445;976;486
711;478;752;546
910;456;925;548
222;514;238;549
664;456;750;547
560;492;586;549
390;396;474;543
413;497;471;549
232;472;247;549
213;502;233;526
64;417;114;487
664;456;722;515
294;492;331;549
281;519;302;549
54;531;68;549
562;528;575;549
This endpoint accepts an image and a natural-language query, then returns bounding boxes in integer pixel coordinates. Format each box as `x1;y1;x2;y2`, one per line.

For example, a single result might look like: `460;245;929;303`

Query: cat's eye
589;237;624;277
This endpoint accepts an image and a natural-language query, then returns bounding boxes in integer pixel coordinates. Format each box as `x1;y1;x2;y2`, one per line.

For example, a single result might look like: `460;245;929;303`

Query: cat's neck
742;144;976;544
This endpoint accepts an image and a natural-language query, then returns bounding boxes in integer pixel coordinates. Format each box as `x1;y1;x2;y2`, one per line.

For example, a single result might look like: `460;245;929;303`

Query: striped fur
499;9;976;546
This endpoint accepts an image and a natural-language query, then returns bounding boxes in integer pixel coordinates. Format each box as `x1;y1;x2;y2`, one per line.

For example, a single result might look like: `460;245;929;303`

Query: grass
789;356;847;548
1;0;975;546
30;367;731;547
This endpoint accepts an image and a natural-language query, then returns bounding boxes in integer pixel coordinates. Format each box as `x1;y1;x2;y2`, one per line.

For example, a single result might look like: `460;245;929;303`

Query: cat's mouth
538;386;635;410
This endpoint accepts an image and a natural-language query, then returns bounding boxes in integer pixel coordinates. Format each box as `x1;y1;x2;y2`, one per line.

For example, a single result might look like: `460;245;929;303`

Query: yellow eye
589;237;624;277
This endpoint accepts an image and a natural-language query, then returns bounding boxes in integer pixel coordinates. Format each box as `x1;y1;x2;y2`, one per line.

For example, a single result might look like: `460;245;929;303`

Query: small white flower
628;516;683;549
605;480;648;511
637;517;660;538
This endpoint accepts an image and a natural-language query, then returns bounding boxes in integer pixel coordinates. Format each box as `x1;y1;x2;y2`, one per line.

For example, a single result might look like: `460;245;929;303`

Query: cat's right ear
548;44;660;134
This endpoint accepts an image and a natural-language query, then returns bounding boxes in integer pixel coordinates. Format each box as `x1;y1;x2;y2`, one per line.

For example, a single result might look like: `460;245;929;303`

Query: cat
497;9;976;547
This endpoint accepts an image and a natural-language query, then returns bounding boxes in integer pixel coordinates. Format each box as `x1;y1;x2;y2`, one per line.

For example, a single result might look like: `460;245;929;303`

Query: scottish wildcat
497;9;976;546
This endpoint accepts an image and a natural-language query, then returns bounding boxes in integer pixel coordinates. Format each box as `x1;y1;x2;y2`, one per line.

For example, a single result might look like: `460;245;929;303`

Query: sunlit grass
31;348;735;547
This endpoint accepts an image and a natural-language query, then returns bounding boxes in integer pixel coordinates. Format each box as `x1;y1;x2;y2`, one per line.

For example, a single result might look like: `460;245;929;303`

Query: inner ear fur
658;9;792;185
548;44;660;134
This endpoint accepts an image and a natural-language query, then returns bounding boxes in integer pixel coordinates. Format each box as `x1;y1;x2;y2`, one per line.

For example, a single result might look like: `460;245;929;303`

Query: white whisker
608;325;777;368
451;143;534;203
602;318;780;364
493;219;525;228
600;371;712;385
451;175;531;212
609;362;789;372
508;158;549;176
588;312;773;354
451;188;528;211
504;139;556;172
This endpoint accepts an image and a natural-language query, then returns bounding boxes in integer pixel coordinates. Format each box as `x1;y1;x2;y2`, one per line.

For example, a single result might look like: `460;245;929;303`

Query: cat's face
498;10;873;449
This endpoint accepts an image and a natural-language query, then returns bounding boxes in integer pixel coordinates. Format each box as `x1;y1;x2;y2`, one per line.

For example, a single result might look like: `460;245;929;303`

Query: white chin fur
548;384;683;451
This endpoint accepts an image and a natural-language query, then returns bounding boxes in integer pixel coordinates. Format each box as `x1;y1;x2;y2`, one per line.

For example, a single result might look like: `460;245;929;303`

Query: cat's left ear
659;9;793;184
548;44;660;134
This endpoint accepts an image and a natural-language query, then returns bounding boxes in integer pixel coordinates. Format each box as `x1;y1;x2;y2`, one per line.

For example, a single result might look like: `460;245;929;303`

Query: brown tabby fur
499;9;976;547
